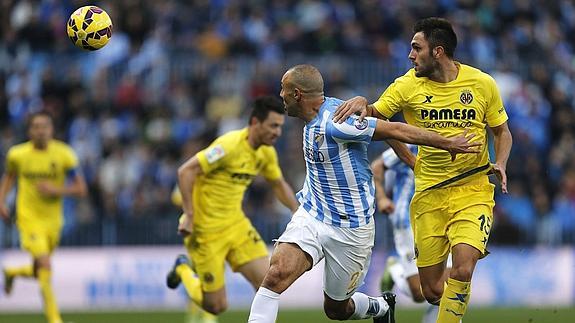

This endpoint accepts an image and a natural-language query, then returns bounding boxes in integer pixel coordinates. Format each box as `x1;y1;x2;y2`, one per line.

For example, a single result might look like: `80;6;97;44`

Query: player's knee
34;257;51;272
410;287;426;303
323;304;348;321
421;284;442;305
449;264;474;282
203;300;227;315
262;264;287;291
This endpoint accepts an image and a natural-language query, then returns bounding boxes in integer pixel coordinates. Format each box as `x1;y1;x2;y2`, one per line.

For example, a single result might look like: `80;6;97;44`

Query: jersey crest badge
205;144;225;164
460;90;473;105
353;119;368;130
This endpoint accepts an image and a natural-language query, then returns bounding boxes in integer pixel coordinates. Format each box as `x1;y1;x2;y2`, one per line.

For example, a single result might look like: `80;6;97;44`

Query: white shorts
393;227;419;278
277;207;375;301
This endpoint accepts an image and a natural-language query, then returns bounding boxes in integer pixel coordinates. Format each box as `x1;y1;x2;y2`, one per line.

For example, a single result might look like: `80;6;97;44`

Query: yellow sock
5;264;34;278
186;301;218;323
186;301;201;323
38;268;62;323
176;264;204;306
200;309;218;322
437;278;470;323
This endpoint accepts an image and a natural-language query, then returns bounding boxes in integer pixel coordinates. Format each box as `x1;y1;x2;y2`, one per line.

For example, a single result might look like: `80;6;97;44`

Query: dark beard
415;59;440;78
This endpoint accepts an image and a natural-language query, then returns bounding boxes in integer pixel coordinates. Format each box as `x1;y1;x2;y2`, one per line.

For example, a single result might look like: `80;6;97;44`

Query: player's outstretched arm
371;158;395;214
489;122;513;194
386;139;416;169
269;178;299;213
0;172;16;223
177;156;203;235
373;120;481;158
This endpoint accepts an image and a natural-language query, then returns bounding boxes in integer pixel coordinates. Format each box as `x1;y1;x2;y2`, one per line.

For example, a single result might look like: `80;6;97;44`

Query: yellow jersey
6;140;79;229
191;128;282;233
373;63;508;191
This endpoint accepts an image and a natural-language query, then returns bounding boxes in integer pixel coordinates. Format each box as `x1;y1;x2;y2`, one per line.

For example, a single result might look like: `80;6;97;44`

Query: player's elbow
177;164;188;178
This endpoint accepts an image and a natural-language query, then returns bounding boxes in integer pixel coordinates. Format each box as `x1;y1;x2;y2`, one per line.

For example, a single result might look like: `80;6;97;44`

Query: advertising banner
0;246;572;311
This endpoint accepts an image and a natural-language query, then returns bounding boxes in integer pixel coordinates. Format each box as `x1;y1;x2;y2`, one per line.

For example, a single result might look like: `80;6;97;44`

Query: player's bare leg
261;242;312;292
418;260;447;305
420;268;451;323
247;243;311;323
167;255;218;321
168;256;227;316
201;288;228;315
435;244;479;322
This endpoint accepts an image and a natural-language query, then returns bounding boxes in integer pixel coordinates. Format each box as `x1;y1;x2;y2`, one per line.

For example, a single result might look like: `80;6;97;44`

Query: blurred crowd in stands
0;0;574;246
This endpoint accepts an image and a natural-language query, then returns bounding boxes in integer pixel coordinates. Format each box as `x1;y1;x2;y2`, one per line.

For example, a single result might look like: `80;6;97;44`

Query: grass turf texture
0;307;573;323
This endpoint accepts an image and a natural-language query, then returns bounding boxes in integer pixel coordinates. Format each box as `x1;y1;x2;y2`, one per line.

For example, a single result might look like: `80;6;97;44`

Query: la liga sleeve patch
205;144;225;164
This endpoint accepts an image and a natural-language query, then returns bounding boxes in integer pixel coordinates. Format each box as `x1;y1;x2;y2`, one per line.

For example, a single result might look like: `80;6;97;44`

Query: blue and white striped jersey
381;144;418;230
297;97;377;228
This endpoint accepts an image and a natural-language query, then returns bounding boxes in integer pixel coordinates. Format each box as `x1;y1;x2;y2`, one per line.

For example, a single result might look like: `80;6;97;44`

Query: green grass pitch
0;307;573;323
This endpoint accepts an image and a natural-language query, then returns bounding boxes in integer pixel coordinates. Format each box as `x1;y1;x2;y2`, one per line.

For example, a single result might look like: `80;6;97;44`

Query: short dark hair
249;95;284;123
413;17;457;58
26;110;54;129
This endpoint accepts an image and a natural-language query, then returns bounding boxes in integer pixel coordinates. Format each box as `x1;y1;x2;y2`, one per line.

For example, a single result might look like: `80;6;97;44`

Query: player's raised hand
178;214;193;236
490;163;508;194
448;129;482;161
333;96;369;123
377;197;395;214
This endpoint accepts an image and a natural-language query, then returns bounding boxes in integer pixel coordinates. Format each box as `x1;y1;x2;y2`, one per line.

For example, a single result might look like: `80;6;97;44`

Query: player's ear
434;46;443;59
294;88;302;101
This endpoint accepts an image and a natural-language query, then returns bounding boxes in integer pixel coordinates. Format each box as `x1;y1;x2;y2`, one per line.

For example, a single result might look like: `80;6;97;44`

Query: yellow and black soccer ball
67;6;113;51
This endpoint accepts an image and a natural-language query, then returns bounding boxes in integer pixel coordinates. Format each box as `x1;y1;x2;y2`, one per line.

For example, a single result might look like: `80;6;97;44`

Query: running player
0;111;87;323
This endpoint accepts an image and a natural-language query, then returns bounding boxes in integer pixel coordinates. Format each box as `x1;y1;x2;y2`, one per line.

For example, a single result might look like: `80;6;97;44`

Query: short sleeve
197;144;226;174
196;138;233;174
329;116;377;143
372;72;412;119
261;147;282;181
5;148;18;174
63;145;79;170
484;75;509;127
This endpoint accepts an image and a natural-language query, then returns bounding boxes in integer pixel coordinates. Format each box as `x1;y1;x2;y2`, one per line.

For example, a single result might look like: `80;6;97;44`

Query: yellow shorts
410;183;495;267
18;226;61;258
183;217;268;292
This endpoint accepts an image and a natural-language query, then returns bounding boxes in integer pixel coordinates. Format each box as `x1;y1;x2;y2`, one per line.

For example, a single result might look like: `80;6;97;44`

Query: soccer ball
66;6;113;51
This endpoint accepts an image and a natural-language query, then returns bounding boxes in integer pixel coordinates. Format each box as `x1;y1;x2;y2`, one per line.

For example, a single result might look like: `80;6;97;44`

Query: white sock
349;292;389;320
421;304;439;323
248;287;280;323
389;262;413;299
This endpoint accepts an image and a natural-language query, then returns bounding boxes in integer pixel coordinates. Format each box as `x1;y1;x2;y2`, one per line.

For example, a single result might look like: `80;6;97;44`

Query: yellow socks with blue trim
437;278;470;323
177;264;204;306
37;268;62;323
